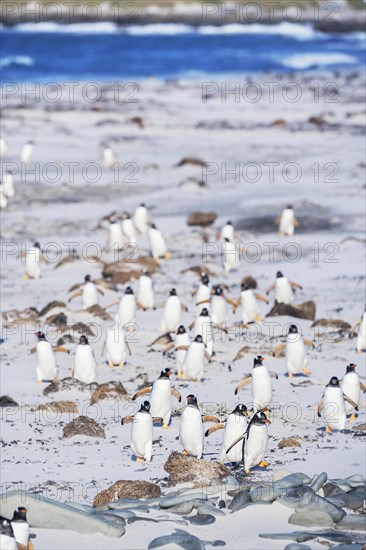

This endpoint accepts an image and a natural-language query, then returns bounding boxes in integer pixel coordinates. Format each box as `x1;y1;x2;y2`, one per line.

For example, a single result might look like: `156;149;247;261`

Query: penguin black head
84;274;91;283
241;282;250;291
12;507;27;521
252;411;271;425
194;334;203;343
233;404;248;417
286;204;293;210
125;286;134;295
288;324;298;334
79;335;89;345
186;394;198;407
253;355;265;367
28;140;34;145
35;331;46;341
160;368;172;379
328;376;340;387
170;288;177;296
0;520;15;538
226;221;232;226
109;217;118;224
140;202;146;208
177;325;186;335
346;363;356;373
150;223;157;230
213;286;223;296
200;308;209;317
140;401;151;413
276;271;283;278
34;241;41;249
200;272;209;285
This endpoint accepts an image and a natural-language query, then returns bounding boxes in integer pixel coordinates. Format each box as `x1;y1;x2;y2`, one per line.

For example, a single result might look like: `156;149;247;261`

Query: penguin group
0;507;33;549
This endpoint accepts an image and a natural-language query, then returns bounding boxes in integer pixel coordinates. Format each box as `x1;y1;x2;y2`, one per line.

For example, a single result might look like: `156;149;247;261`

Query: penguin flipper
53;346;69;353
304;338;315;348
290;280;303;290
266;283;275;295
163;342;175;354
235;375;252;395
317;398;324;418
121;415;134;425
226;433;246;455
274;214;281;225
269;371;278;380
273;343;285;357
205;423;225;437
97;287;105;296
171;387;181;402
255;293;269;304
212;323;228;334
202;415;220;424
149;333;172;347
343;394;358;410
132;386;152;400
293;217;299;226
68;289;82;302
360;382;366;393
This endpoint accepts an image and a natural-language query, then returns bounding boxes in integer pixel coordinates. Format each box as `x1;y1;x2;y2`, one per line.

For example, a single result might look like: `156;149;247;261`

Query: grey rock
0;490;124;537
98;509;136;519
288;510;334;527
250;485;282;503
228;489;250;512
167;502;196;515
159;493;208;509
277;486;315;509
148;529;206;549
335;514;366;531
187;514;216;525
310;472;328;492
278;486;345;522
327;488;366;510
284;545;311;550
323;483;347;498
259;531;352;543
197;504;225;517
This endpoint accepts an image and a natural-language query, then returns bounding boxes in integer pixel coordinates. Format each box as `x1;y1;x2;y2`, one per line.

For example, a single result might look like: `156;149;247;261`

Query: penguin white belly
183;343;205;381
224;241;238;273
244;425;268;471
11;522;29;547
26;248;41;278
73;346;96;384
241;291;258;324
323;387;346;430
150;379;172;425
195;286;211;315
149;229;167;258
211;296;227;324
252;367;272;409
357;315;366;352
175;333;190;375
0;189;7;209
194;317;213;355
116;295;136;326
83;283;99;309
220;415;248;463
341;373;360;413
134;208;148;234
109;223;125;250
286;336;307;374
161;296;181;333
36;341;57;382
221;225;234;242
21;144;33;164
131;412;153;462
180;407;203;458
276;278;293;304
0;534;17;550
122;219;136;243
106;325;126;365
103;149;114;169
279;210;295;236
137;277;154;309
3;174;14;198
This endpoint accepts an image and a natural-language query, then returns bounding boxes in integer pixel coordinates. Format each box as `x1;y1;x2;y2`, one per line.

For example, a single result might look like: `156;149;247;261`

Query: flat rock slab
289;510;334;528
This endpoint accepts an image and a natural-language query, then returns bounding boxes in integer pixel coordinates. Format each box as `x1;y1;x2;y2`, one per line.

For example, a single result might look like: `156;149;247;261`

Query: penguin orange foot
259;461;270;467
136;457;145;463
162;423;170;429
325;426;332;433
350;413;357;421
303;367;311;375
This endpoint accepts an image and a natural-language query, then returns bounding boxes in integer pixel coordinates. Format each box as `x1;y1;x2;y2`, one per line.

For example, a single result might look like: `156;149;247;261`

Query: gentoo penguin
149;223;169;261
20;140;33;164
2;170;14;198
276;205;298;236
104;322;130;368
133;368;181;428
211;286;227;325
34;331;58;383
24;241;45;280
68;274;104;309
0;184;8;209
267;271;302;305
274;324;312;377
183;334;207;381
194;308;214;356
351;312;366;353
102;144;115;169
137;271;155;310
173;325;191;378
220;220;234;242
133;203;148;234
73;335;97;384
0;521;17;550
235;356;278;411
341;364;366;420
112;286;136;328
122;400;153;463
223;238;239;274
205;404;249;465
318;376;358;432
108;217;125;251
180;395;204;458
226;411;271;474
9;507;31;550
195;272;212;315
122;215;136;244
161;288;182;333
238;283;269;325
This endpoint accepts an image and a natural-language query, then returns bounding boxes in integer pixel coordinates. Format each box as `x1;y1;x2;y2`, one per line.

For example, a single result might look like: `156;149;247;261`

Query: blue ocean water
0;22;365;81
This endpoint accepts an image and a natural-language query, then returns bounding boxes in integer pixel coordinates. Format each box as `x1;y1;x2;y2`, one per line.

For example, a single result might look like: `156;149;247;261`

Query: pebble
284;545;311;550
188;514;216;525
148;529;206;549
228;489;251;512
288;510;334;528
310;472;328;492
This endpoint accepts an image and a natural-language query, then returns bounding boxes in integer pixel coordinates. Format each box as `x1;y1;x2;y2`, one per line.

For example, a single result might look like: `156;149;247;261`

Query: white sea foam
0;55;34;68
282;52;357;69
